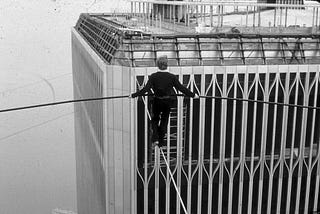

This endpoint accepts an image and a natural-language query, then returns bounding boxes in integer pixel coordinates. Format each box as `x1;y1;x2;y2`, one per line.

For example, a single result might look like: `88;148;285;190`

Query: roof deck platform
75;0;320;67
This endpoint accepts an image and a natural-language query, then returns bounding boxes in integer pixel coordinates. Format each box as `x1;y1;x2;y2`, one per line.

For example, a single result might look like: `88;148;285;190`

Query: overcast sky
0;1;128;213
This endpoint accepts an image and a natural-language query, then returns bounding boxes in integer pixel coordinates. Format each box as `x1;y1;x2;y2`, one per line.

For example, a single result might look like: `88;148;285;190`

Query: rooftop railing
75;12;320;67
129;0;320;33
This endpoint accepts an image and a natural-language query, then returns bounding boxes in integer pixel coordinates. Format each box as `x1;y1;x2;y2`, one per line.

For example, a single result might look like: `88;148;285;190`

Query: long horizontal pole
2;93;320;114
0;95;129;113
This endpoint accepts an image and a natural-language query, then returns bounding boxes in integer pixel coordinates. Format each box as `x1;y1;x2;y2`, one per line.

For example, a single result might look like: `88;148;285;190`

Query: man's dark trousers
151;97;171;145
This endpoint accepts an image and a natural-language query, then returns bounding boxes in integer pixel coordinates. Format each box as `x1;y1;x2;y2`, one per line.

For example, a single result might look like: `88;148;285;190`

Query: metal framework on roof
75;13;320;66
75;0;320;66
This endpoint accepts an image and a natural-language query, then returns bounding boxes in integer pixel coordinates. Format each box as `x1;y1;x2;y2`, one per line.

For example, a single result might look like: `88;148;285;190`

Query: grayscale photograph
1;0;320;213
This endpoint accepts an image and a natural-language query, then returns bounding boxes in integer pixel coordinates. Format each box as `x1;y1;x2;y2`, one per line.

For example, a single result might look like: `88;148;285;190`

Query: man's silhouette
131;55;198;147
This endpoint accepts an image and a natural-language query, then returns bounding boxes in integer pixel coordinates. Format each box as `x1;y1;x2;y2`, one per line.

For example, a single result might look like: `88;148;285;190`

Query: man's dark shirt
132;71;195;98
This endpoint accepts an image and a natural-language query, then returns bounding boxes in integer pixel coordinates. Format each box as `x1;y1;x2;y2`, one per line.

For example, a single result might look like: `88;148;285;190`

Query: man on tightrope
130;55;199;147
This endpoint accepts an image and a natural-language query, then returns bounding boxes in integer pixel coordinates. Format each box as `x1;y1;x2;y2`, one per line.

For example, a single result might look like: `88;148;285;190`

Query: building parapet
75;13;320;67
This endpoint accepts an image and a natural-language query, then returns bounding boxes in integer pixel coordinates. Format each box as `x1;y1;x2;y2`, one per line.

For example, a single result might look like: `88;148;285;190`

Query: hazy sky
0;0;128;213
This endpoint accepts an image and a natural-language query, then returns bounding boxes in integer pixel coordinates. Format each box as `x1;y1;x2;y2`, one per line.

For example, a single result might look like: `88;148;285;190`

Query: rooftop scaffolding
75;13;320;66
74;1;320;66
128;0;320;32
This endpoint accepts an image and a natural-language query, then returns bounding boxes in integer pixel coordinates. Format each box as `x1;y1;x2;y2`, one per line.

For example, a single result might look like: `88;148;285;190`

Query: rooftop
75;0;320;66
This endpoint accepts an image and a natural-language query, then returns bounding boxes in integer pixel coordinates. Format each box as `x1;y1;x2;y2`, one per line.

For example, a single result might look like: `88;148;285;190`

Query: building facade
72;1;320;213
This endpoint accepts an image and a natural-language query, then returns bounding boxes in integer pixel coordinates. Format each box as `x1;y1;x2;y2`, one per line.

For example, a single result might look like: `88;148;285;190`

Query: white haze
0;0;129;213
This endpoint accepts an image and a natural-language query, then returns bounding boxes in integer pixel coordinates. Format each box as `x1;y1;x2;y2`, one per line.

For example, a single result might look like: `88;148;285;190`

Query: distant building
72;1;320;213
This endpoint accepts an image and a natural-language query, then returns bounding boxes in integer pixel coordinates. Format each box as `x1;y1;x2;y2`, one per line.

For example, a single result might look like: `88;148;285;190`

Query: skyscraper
72;1;320;213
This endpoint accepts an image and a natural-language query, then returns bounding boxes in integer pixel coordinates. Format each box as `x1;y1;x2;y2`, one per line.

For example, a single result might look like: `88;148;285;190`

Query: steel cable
1;93;320;113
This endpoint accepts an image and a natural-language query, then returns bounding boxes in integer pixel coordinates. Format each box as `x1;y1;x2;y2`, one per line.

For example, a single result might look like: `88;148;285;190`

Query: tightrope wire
159;147;189;214
198;95;320;111
140;96;189;214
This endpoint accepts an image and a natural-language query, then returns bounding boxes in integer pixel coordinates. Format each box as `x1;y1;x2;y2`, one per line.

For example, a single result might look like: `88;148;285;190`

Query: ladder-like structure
148;105;188;166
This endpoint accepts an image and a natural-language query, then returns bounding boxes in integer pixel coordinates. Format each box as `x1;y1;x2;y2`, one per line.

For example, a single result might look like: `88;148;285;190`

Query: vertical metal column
285;70;300;214
147;3;150;26
173;4;176;31
253;6;256;27
186;2;189;27
207;74;217;214
275;70;290;214
217;5;220;28
316;7;319;28
131;73;136;214
257;70;270;214
221;5;224;27
294;71;310;213
258;6;261;27
196;2;199;24
164;110;171;214
227;73;241;214
155;146;160;214
176;74;184;214
285;7;288;27
210;5;213;28
143;2;146;28
197;72;206;214
138;2;141;19
141;76;149;214
218;70;228;214
274;6;277;27
187;74;195;214
247;73;260;214
280;6;283;27
266;72;281;214
237;69;249;214
303;70;319;213
131;1;134;16
246;6;249;27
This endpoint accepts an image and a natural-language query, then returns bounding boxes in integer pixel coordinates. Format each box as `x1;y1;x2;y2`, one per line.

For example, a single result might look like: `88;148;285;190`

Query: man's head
156;55;168;70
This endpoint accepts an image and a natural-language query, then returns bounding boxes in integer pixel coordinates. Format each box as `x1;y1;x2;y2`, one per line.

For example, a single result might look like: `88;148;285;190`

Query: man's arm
173;76;195;97
131;77;153;98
